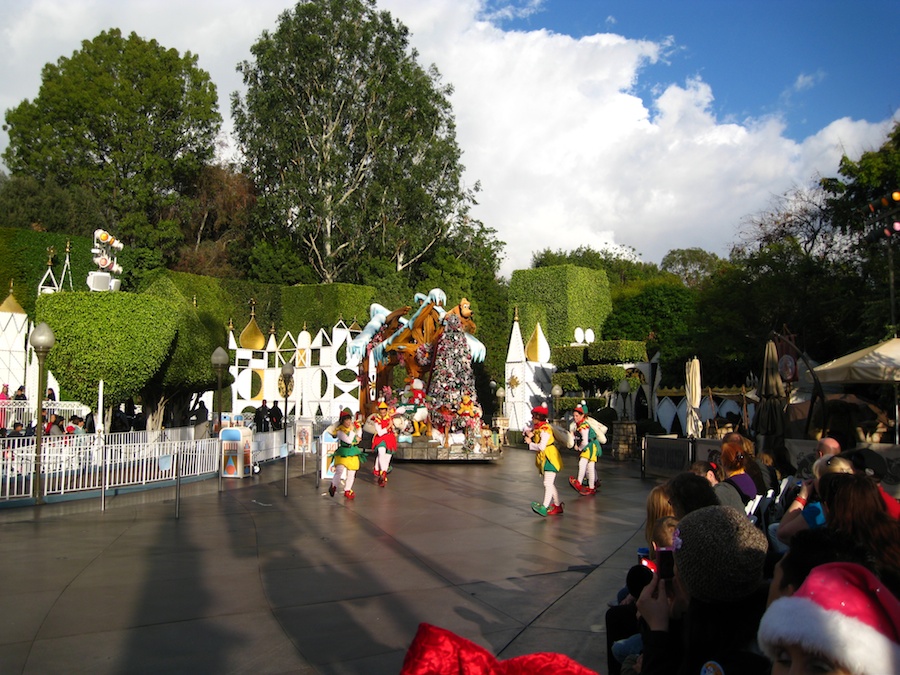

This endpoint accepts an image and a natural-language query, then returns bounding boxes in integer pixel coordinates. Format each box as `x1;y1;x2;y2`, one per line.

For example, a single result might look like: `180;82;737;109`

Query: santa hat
758;562;900;675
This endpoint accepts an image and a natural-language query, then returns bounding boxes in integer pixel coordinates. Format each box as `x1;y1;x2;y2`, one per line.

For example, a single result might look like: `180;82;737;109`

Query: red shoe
547;503;564;515
378;471;388;487
344;489;355;500
568;476;582;493
585;487;597;495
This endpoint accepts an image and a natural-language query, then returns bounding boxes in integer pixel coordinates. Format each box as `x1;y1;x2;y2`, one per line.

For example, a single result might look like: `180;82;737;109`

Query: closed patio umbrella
752;340;787;452
685;357;702;438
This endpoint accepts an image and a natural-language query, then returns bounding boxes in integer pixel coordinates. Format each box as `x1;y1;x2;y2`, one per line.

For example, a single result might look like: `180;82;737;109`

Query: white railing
0;428;246;502
0;400;91;430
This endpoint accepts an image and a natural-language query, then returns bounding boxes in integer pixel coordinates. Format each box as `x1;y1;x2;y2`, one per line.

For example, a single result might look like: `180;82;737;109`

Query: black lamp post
281;361;294;496
211;347;229;492
29;322;55;505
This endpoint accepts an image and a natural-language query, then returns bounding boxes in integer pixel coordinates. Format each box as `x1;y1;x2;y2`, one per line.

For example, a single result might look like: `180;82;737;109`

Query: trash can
221;426;253;478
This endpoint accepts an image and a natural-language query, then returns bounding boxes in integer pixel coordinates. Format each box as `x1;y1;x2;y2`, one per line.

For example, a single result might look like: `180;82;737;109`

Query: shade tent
813;338;900;384
813;337;900;443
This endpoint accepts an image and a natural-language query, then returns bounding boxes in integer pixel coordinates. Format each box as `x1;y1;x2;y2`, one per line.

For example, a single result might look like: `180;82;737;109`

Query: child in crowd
759;562;900;675
527;404;563;516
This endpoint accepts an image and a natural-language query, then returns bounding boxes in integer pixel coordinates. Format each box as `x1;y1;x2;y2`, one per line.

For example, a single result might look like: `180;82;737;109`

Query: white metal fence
0;423;302;503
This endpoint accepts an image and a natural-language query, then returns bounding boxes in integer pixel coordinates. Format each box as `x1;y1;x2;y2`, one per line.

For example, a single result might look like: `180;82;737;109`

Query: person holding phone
637;505;771;675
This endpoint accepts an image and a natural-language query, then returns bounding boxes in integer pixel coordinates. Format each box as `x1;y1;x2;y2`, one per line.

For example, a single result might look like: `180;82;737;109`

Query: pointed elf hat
574;400;589;415
758;562;900;675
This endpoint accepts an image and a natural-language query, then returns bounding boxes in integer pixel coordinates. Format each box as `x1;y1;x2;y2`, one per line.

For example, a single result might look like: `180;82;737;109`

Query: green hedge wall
550;345;586;369
586;339;647;363
508;265;611;348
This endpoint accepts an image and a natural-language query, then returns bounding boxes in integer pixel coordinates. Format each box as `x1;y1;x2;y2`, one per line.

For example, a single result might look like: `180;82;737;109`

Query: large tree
232;0;478;284
3;29;221;266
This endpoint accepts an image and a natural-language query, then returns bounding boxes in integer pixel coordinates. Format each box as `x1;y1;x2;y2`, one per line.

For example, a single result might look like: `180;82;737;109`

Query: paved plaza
0;447;655;674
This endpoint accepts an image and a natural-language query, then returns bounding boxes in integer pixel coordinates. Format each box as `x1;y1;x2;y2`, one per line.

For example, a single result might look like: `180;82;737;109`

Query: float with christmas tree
348;288;500;460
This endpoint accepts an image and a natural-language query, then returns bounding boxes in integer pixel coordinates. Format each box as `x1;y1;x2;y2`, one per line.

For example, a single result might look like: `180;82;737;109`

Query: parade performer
529;404;564;516
569;401;604;496
372;399;397;486
329;408;364;500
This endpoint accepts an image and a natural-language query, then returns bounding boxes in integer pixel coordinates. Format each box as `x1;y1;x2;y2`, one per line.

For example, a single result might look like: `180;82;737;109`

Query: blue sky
1;0;898;275
491;0;900;142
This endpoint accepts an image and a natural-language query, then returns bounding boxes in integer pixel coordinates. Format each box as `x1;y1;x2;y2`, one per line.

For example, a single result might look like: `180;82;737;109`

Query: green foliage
550;345;586;370
551;372;580;392
509;265;611;348
282;284;375;333
531;245;663;288
0;227;139;316
585;340;648;364
36;291;178;409
577;364;628;391
557;396;606;414
660;248;722;288
3;28;221;271
142;276;218;393
232;0;478;284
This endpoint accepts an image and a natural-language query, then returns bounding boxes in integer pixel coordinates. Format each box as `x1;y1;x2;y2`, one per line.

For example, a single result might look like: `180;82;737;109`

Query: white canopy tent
813;337;900;444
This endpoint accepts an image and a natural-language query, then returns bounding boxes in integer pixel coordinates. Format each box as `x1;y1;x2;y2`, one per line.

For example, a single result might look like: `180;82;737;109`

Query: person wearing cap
372;399;397;487
329;408;364;500
758;562;900;675
528;404;564;517
637;505;771;674
568;401;602;496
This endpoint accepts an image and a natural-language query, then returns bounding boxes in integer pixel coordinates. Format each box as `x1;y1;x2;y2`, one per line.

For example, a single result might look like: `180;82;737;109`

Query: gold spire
239;298;265;349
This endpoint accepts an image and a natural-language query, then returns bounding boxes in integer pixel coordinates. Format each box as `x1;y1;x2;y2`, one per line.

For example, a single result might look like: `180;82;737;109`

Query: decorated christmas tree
427;313;478;432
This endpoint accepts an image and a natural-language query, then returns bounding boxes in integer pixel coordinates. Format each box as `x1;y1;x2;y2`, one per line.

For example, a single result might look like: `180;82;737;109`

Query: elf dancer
329;408;364;500
569;401;602;496
372;399;397;486
529;404;564;516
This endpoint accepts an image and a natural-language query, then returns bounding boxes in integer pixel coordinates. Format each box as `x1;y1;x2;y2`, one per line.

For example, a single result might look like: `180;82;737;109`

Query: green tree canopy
231;0;481;284
531;245;664;288
3;28;221;267
660;248;722;288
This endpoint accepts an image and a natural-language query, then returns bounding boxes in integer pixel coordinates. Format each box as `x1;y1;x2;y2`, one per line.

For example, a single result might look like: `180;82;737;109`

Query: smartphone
656;547;675;580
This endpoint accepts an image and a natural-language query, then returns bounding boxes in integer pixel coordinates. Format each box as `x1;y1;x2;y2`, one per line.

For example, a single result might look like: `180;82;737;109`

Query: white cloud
0;0;896;279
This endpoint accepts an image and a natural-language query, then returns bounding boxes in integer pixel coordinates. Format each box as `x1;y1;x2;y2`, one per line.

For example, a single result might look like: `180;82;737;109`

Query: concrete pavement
0;447;656;674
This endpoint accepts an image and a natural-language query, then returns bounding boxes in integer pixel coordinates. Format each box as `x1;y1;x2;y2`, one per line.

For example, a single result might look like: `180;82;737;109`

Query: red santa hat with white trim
758;562;900;675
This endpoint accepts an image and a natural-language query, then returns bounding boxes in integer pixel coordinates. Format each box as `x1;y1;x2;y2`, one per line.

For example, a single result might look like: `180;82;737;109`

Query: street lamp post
281;361;294;497
211;347;229;493
29;322;55;505
551;384;563;422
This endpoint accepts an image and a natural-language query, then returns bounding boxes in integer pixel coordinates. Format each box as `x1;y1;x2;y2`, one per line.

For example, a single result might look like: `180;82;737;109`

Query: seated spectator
758;562;900;675
766;527;875;608
775;455;853;547
690;459;745;511
666;471;719;518
610;516;680;668
840;447;900;519
720;440;758;503
819;471;900;598
722;432;768;494
605;487;675;675
644;484;675;553
637;505;771;674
